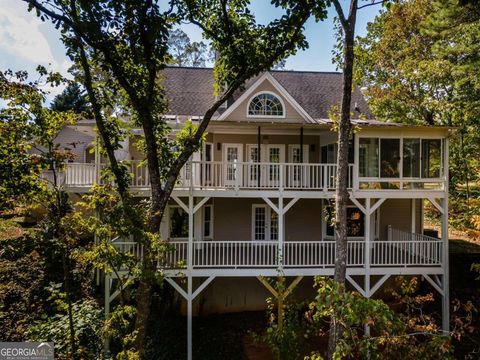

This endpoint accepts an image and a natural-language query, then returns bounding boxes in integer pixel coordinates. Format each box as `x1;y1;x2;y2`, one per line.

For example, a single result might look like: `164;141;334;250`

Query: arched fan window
247;92;284;117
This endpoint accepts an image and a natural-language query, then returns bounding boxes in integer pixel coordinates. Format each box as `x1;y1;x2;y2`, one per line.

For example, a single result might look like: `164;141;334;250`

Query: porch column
364;199;371;298
94;136;100;183
442;138;450;332
278;197;284;269
187;195;194;360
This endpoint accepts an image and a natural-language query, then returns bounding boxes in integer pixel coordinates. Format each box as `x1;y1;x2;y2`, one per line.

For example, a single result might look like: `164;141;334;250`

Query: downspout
300;127;304;163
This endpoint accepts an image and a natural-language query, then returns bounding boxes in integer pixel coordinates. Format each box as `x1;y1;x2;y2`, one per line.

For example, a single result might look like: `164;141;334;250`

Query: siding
54;127;94;162
225;79;305;123
213;198;323;241
379;199;413;239
209;134;320;163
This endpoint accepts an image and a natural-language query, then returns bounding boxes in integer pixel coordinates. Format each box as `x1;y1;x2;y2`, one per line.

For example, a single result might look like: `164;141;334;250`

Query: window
169;205;214;240
252;205;278;241
403;139;421;178
169;207;189;238
321;141;354;164
359;138;379;177
422;139;442;178
325;205;365;238
203;205;213;238
380;139;400;178
248;92;284;117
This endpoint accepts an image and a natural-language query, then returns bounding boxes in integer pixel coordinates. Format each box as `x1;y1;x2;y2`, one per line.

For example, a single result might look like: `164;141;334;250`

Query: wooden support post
277;276;285;333
256;276;303;334
104;275;110;354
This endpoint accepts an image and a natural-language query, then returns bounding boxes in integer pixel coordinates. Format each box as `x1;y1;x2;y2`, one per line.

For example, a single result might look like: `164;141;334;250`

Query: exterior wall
208;134;321;163
54;127;94;162
285;199;322;241
186;277;317;316
224;79;304;123
212;198;323;242
379;199;414;239
129;135;145;161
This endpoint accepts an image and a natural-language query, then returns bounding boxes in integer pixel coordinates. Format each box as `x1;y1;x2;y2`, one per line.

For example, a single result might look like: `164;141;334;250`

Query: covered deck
112;227;443;276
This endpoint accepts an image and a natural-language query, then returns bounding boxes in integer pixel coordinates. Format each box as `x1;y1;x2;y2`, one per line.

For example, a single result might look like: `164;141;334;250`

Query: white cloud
0;1;73;100
0;2;57;66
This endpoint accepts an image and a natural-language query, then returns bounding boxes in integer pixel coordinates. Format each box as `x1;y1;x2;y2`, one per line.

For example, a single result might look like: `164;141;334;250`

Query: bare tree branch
356;0;388;11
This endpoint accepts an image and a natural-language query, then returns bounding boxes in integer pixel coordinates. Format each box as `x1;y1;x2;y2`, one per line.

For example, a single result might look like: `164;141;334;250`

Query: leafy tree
306;277;454;360
355;0;480;229
50;82;92;115
0;68;94;359
168;28;213;67
24;0;329;354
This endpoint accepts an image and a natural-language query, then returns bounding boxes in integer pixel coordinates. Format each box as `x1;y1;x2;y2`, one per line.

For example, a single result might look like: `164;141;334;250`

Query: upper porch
60;126;449;198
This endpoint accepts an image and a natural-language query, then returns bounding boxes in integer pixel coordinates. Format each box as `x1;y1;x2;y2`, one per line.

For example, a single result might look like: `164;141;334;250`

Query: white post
411;199;416;234
442;138;450;332
187;195;194;360
187;279;193;360
278;197;284;269
94;137;100;184
364;198;371;298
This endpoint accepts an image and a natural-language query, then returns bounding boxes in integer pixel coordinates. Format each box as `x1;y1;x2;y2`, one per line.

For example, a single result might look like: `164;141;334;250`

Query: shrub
27;300;104;360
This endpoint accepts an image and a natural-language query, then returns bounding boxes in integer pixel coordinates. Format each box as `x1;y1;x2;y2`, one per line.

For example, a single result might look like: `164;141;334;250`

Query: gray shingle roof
162;67;372;120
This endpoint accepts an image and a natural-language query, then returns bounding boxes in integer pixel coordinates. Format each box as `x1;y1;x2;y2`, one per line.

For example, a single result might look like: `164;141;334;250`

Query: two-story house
55;67;452;357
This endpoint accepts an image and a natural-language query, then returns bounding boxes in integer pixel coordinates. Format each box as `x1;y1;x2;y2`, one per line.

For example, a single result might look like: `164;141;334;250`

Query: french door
252;205;278;241
223;144;243;187
202;143;213;186
246;144;285;187
288;145;309;187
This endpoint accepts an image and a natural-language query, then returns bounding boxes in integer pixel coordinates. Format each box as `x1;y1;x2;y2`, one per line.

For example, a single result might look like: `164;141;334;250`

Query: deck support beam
165;276;215;360
257;276;303;333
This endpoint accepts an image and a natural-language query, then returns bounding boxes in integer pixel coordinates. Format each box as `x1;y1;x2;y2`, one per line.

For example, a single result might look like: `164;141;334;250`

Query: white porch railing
375;226;443;266
109;236;442;269
63;161;354;191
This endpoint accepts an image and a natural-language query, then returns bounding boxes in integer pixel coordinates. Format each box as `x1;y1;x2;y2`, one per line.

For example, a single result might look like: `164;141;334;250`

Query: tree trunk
328;1;357;358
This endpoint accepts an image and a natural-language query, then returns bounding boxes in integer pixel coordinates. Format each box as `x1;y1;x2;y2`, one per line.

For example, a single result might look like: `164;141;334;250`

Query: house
54;67;452;357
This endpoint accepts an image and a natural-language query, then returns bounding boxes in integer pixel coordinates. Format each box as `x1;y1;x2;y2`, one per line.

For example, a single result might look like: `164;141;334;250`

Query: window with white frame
169;206;189;239
252;205;278;241
248;92;284;117
203;205;213;239
169;205;214;240
359;137;443;179
324;203;365;238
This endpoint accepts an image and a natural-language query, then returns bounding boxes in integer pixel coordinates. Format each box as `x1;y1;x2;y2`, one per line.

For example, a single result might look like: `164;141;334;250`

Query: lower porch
112;228;442;271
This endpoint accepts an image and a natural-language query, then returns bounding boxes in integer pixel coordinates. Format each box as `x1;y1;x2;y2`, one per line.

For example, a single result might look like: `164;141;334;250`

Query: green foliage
103;305;138;359
259;299;306;360
27;299;104;360
50;83;92;116
0;234;48;341
168;28;213;67
305;277;454;360
253;277;308;360
0;68;77;210
355;0;480;236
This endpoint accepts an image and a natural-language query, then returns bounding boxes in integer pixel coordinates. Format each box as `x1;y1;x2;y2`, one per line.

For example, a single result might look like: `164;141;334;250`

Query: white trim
246;91;286;119
217;72;315;123
251;204;278;241
202;204;214;240
322;202;366;241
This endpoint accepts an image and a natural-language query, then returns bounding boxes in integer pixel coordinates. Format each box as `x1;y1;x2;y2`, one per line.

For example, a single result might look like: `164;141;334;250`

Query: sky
0;0;384;100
